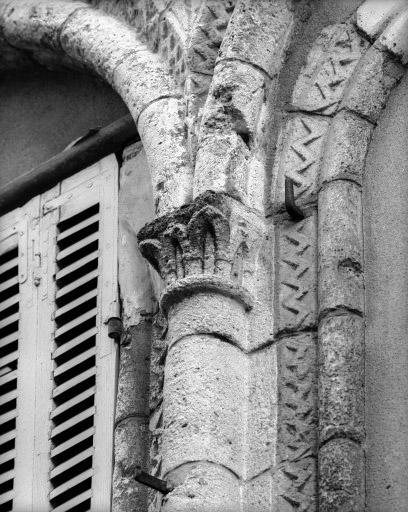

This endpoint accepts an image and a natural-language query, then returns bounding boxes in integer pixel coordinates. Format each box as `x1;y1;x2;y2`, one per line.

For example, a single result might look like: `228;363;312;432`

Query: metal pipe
0;114;139;215
285;176;305;221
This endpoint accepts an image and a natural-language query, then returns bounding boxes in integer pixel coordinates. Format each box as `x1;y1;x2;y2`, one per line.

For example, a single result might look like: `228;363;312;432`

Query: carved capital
138;192;264;294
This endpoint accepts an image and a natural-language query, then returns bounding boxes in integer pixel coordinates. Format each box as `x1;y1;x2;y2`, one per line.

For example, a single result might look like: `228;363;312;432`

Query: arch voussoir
0;0;192;215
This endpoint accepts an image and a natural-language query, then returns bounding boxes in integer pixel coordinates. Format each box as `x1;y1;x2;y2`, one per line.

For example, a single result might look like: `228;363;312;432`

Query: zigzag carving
288;118;326;201
277;335;318;511
292;24;369;115
278;217;317;333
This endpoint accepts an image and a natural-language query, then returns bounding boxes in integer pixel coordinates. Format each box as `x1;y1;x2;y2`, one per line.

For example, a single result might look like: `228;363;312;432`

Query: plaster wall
364;70;408;512
0;68;128;188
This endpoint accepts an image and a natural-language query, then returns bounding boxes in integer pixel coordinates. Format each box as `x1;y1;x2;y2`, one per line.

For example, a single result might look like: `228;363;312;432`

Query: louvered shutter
0;196;41;511
0;155;119;511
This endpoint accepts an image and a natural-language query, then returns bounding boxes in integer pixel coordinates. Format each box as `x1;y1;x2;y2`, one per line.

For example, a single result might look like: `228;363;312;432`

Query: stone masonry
1;0;408;510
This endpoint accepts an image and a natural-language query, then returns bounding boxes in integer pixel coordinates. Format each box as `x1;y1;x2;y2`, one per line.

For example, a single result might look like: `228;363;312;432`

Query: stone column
138;191;271;511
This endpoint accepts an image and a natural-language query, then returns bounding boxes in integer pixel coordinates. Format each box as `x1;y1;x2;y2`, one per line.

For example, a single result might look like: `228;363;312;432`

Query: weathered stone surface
271;116;329;212
113;418;149;512
138;191;266;296
341;45;404;123
218;0;293;77
319;439;364;512
137;97;192;214
187;0;235;76
194;59;266;204
292;24;369;116
167;291;248;350
162;462;240;512
318;181;363;315
320;110;373;187
2;0;86;51
63;6;181;115
378;9;408;65
162;335;246;477
246;345;277;479
356;0;407;39
276;333;318;511
243;471;274;512
276;215;317;333
319;314;364;444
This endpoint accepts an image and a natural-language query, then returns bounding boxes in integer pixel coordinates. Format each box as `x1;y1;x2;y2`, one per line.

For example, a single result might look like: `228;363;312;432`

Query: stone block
245;345;277;479
186;1;234;75
2;0;85;51
271;116;329;213
275;333;318;510
318;181;363;315
356;0;407;39
166;291;249;350
218;0;293;78
341;45;404;123
319;439;364;512
243;471;274;512
162;462;240;512
137;97;192;214
162;335;246;477
319;314;364;444
320;110;373;187
276;215;318;333
292;24;369;116
194;60;266;203
378;9;408;65
274;457;317;512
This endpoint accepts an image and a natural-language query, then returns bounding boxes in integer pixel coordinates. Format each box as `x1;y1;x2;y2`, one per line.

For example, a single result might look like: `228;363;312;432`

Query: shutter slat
57;213;99;243
51;387;96;419
0;331;18;349
0;351;18;370
51;406;96;438
54;289;98;320
0;256;18;276
0;429;16;445
0;448;16;465
55;251;99;283
54;308;98;339
0;311;19;330
49;468;94;500
0;409;17;425
56;270;99;300
0;369;17;386
51;489;92;512
53;347;96;378
0;388;17;405
50;426;95;458
0;294;19;314
0;275;18;293
56;232;98;262
0;469;15;485
49;447;94;479
53;327;97;360
0;489;15;505
52;367;96;399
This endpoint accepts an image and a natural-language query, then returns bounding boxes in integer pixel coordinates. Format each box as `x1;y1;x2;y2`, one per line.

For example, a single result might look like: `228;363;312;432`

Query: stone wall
2;0;408;510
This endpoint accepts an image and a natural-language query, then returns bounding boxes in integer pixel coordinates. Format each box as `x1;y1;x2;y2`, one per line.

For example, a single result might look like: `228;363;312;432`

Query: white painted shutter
0;197;40;511
0;155;119;512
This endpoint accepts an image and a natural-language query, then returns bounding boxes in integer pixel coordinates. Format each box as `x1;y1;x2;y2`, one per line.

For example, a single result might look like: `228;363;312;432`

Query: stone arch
0;0;192;215
277;2;408;510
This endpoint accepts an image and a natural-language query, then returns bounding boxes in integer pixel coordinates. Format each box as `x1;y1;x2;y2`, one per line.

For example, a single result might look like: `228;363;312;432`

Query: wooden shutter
0;197;40;511
0;155;118;511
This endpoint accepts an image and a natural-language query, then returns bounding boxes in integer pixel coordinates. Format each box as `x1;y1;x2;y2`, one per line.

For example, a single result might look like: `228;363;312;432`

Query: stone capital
137;192;265;306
